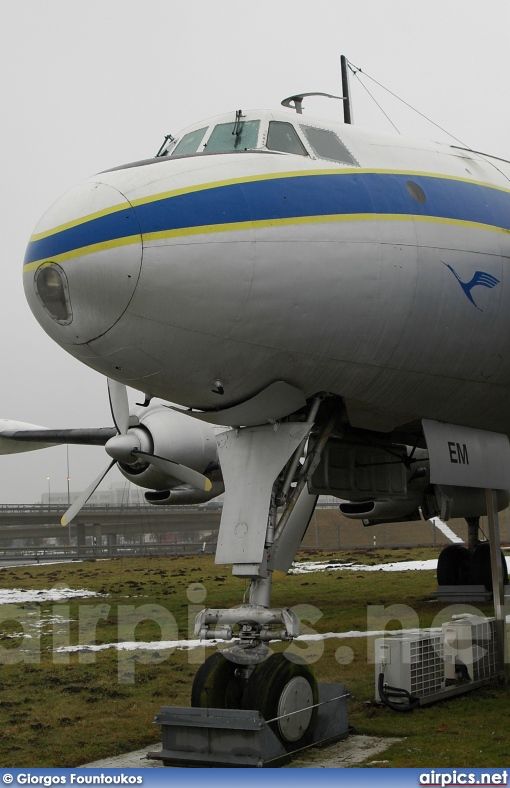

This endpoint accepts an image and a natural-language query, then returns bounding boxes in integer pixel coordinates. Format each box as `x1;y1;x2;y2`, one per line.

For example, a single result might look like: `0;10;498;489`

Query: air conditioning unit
375;630;444;707
375;617;498;710
442;615;496;683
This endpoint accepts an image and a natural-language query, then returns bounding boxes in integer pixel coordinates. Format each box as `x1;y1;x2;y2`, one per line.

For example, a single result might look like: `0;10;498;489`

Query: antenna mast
340;55;352;124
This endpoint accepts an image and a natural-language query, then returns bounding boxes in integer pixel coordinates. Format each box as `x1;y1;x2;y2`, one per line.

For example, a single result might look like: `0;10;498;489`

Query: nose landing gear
149;400;350;766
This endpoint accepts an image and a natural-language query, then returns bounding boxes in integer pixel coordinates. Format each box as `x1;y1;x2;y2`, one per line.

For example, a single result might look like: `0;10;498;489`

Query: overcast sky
1;0;509;504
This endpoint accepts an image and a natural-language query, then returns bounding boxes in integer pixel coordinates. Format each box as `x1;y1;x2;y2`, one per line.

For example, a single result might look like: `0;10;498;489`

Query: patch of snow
291;558;438;574
295;627;442;642
56;627;449;653
430;516;464;544
0;560;83;569
0;588;100;605
56;638;228;654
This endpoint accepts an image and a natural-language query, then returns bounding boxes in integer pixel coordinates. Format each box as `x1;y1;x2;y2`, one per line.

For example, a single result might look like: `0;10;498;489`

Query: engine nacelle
117;405;219;491
339;497;423;525
310;438;430;501
312;437;430;524
145;481;224;506
422;485;510;521
339;484;510;525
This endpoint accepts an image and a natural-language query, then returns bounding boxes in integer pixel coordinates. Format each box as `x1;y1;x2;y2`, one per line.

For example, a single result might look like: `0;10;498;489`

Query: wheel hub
276;676;314;742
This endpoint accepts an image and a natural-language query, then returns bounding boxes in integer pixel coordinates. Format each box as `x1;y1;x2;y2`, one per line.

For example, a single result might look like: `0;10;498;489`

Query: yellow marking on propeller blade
205;478;212;492
61;516;68;527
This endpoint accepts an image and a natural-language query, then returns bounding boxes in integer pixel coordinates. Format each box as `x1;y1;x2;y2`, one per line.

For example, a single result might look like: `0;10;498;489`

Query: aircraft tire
436;544;471;585
241;653;318;750
190;652;244;709
469;543;509;591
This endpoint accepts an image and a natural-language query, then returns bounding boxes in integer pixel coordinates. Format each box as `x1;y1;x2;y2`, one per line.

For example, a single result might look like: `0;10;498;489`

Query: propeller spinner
60;379;212;526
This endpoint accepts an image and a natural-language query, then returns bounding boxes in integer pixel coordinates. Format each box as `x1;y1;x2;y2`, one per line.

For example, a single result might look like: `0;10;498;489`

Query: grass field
0;547;508;768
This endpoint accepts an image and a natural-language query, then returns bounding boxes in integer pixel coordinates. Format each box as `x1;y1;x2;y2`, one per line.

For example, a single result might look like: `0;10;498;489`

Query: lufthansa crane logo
442;261;500;311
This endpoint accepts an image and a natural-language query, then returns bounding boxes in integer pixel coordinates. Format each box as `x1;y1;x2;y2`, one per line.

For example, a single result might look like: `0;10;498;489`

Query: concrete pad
81;735;401;769
288;735;402;768
81;746;164;768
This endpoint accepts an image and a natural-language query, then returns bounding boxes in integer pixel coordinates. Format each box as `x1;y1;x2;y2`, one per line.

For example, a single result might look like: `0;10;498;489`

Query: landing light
34;263;72;324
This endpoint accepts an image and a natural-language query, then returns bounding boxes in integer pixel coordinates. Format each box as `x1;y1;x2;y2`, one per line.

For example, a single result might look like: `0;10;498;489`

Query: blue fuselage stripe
23;172;510;266
25;207;141;265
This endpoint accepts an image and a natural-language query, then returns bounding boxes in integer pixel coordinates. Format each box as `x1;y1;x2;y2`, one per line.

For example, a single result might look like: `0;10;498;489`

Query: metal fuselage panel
23;114;510;434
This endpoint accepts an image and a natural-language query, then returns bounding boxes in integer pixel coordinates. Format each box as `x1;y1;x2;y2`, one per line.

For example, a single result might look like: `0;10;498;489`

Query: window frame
300;124;359;166
265;120;309;157
203;119;261;153
170;126;209;157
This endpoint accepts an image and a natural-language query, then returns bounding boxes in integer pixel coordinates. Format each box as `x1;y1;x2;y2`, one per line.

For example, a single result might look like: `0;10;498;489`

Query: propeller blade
133;450;212;492
107;379;130;435
0;427;116;446
61;459;116;526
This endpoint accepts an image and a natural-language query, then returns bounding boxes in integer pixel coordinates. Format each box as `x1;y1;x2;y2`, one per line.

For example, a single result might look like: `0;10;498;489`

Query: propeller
107;378;130;435
61;460;116;527
132;450;212;491
61;379;212;527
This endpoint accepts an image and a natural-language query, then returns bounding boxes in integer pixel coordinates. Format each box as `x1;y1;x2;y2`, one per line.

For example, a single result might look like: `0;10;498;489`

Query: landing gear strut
191;398;336;746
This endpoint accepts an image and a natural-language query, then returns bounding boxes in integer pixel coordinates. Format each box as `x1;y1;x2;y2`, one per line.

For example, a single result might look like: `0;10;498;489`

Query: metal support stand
485;489;508;681
148;683;350;768
434;585;492;603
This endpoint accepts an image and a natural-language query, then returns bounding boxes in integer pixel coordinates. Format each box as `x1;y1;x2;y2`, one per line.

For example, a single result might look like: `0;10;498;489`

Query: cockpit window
171;127;208;156
267;122;307;156
34;263;72;324
205;120;260;152
301;125;357;165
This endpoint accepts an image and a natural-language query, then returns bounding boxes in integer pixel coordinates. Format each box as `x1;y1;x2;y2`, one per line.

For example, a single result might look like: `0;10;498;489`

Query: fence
300;507;510;550
1;505;509;562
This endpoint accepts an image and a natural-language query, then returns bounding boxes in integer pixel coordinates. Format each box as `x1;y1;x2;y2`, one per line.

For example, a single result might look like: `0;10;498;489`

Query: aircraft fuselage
23;109;510;435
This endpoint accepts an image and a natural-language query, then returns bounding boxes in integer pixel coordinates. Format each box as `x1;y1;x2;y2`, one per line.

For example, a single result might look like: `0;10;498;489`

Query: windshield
205;120;260;152
267;121;307;155
171;127;208;156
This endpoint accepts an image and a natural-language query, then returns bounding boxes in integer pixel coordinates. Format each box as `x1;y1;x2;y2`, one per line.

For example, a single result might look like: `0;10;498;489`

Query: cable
347;59;469;147
265;691;350;724
377;672;420;713
351;70;401;134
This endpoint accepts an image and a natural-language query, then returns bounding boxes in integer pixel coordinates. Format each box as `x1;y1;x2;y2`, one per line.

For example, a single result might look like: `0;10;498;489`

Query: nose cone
23;180;142;345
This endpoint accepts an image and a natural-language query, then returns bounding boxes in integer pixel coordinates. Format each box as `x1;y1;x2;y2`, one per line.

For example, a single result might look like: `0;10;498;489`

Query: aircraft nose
23;180;142;345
